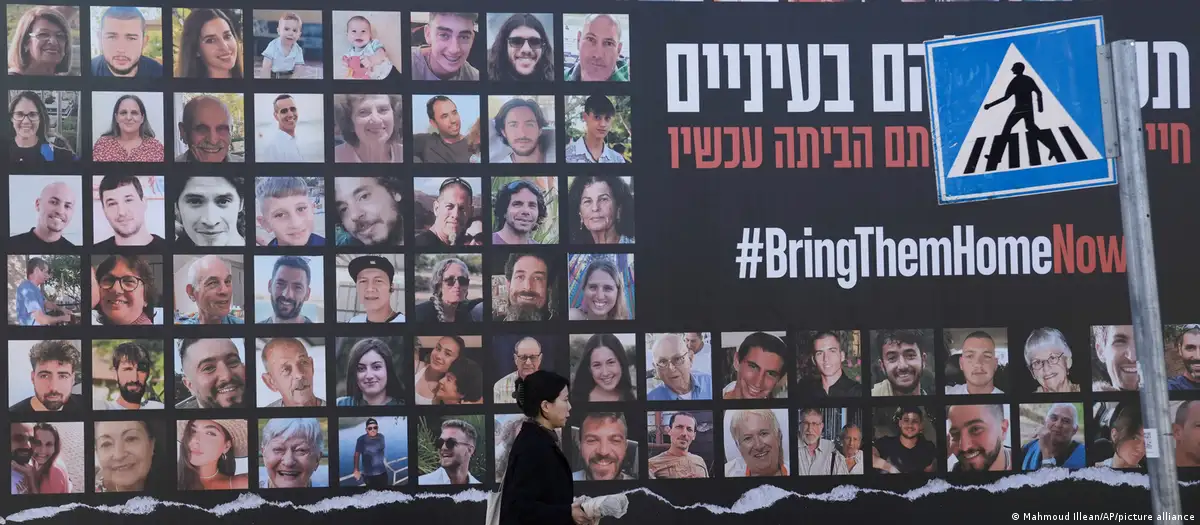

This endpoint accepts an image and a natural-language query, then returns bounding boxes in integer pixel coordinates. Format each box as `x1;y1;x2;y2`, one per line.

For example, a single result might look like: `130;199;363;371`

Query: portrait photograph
414;335;484;405
1089;400;1146;470
796;408;864;476
413;253;483;324
171;175;247;247
334;336;407;407
173;338;247;409
567;176;634;245
488;95;556;163
172;8;243;78
172;254;245;325
253;92;324;163
486;13;554;82
489;251;561;323
89;6;163;77
9;421;84;494
8;5;80;76
945;404;1011;472
568;253;635;321
723;409;789;478
567;333;637;405
91;92;166;162
1170;401;1198;469
410;12;482;81
414;177;482;249
8;340;85;413
331;11;402;80
491;177;558;245
91;339;166;410
721;331;790;400
173;92;245;162
256;337;327;408
259;418;329;488
335;254;405;324
647;411;713;479
569;412;639;481
333;176;405;247
943;328;1009;395
493;334;562;404
1092;324;1141;392
1017;402;1087;471
563;14;629;82
91;254;164;326
253;255;324;324
93;175;168;249
8;255;82;326
565;95;631;164
417;416;486;486
872;405;939;474
176;418;250;490
94;420;169;493
332;94;403;163
254;176;325;247
646;332;713;401
1012;326;1086;394
869;329;936;397
252;10;323;79
8;90;81;165
794;330;863;399
1165;324;1200;391
9;174;82;250
338;416;408;488
412;94;481;164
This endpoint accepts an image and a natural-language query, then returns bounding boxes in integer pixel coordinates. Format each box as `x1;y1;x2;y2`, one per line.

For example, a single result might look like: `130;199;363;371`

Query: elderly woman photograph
333;94;404;163
568;175;635;245
95;420;166;493
7;6;76;76
568;257;633;321
413;256;483;323
93;255;160;326
92;94;165;162
177;419;249;490
1024;327;1080;393
571;333;637;402
175;8;243;78
9;91;76;165
337;337;406;407
259;418;326;488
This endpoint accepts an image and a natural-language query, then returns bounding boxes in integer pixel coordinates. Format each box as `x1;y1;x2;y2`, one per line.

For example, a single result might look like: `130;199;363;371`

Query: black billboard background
2;0;1199;523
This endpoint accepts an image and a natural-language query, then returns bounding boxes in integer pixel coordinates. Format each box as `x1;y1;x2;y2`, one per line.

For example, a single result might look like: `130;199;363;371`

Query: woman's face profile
579;181;615;233
96;421;154;490
582;269;618;317
356;349;389;399
33;428;56;465
12;98;40;140
440;263;469;304
353;96;394;145
99;259;147;325
26;18;66;69
198;17;238;75
589;346;622;392
542;386;571;427
116;98;144;137
186;420;230;468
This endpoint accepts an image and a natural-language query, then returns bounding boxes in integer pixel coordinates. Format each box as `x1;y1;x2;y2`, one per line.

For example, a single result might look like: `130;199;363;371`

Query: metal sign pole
1109;39;1183;525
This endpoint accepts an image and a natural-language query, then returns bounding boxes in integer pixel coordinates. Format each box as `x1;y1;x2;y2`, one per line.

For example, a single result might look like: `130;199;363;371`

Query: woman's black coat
499;421;575;525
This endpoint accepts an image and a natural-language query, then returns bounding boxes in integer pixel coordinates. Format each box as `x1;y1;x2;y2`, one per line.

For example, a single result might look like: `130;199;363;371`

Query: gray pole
1110;39;1182;524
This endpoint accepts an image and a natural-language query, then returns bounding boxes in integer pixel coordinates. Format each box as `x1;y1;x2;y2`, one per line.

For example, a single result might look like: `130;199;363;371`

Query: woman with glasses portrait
9;91;76;165
7;6;74;76
1025;327;1080;393
93;255;159;325
413;257;482;323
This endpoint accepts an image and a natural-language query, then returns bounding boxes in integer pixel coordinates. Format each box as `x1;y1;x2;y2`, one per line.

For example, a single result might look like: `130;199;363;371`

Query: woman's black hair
514;370;569;419
571;333;635;402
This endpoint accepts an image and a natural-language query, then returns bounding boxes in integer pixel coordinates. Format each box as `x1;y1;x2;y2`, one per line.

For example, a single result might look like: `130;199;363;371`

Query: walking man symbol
984;62;1043;135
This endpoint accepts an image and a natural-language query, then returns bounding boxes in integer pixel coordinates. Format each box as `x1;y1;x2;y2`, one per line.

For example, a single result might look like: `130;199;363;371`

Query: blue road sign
925;17;1115;205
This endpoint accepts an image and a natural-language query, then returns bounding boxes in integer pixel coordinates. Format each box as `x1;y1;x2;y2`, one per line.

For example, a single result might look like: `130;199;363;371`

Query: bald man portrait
11;180;77;249
178;255;243;324
175;95;243;162
566;14;628;82
260;338;325;407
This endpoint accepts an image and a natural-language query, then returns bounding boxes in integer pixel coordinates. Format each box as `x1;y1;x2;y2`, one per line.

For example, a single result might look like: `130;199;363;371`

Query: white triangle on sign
947;43;1102;178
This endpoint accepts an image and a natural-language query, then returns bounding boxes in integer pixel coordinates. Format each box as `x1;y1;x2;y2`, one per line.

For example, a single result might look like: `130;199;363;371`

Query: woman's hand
571;501;592;525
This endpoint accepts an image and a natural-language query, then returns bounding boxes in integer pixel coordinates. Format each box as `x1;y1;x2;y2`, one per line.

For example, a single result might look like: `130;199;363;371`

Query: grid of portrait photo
4;3;1197;505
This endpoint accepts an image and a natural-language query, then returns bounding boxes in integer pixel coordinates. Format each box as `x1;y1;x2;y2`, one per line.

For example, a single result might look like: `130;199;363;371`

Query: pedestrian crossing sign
925;17;1115;205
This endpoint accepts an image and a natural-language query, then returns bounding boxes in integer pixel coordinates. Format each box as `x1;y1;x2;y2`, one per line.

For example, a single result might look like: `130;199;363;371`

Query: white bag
484;487;503;525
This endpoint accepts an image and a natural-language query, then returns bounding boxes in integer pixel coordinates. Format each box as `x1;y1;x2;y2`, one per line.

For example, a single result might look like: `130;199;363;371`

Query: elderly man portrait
1092;325;1140;392
493;337;543;404
1019;403;1086;470
800;331;860;398
872;406;935;474
492;179;547;244
648;334;713;401
573;413;634;480
334;176;403;247
259;256;316;324
725;409;788;477
566;14;627;82
419;419;480;485
11;180;76;250
173;175;245;247
488;253;556;322
946;331;1004;395
176;339;246;409
413;257;481;323
260;338;324;408
411;12;480;81
722;332;788;400
96;175;166;249
1024;327;1080;393
256;177;324;247
1169;326;1200;390
175;95;243;162
795;409;839;476
260;418;325;488
10;340;86;413
415;177;472;247
98;341;163;410
947;404;1011;472
648;412;708;479
871;330;929;396
488;13;554;82
834;424;864;475
492;99;554;163
178;255;242;324
91;7;163;77
1175;401;1200;468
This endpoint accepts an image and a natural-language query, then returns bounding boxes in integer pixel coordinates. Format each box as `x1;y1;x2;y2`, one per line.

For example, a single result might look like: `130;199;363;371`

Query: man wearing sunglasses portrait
413;257;481;323
487;13;555;82
418;419;480;485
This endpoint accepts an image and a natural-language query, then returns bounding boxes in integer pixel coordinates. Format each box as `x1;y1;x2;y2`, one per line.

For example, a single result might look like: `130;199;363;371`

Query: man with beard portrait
97;342;163;410
487;13;554;82
11;341;86;414
334;177;404;247
259;256;316;323
871;330;929;397
175;339;246;409
488;253;555;322
573;413;634;480
415;177;472;247
648;412;709;479
947;404;1011;472
1169;326;1200;390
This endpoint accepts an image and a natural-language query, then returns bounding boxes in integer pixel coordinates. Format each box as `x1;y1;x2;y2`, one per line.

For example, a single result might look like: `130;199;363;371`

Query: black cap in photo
348;255;395;282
